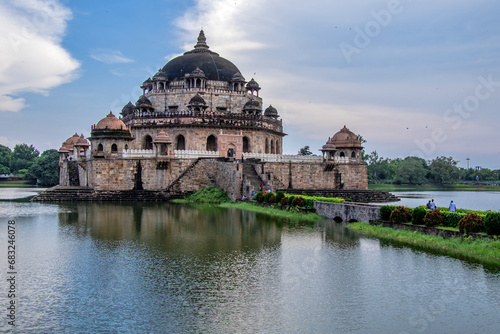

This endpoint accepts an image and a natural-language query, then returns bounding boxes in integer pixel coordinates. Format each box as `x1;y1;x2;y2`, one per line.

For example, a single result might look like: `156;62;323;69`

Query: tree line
367;151;500;185
0;144;59;187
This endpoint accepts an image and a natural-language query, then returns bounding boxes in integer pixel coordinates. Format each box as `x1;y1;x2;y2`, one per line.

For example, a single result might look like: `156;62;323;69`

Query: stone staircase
31;186;175;202
165;158;201;194
242;160;265;196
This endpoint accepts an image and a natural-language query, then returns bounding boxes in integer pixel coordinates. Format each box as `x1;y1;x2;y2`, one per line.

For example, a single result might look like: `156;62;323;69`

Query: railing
243;153;323;163
122;149;220;159
174;150;219;159
122;149;155;158
243;153;354;164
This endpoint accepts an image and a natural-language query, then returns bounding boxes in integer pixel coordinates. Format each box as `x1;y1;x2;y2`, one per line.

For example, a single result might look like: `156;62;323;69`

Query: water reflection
58;202;283;252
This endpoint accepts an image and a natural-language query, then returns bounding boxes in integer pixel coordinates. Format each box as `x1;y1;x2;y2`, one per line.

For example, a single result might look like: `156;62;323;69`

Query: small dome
61;133;80;149
187;67;206;78
75;134;90;147
243;99;261;113
330;126;361;148
188;93;207;106
231;72;245;82
136;95;152;108
246;78;260;91
153;130;172;143
264;105;278;116
121;101;135;116
58;145;70;153
95;112;128;131
153;70;168;80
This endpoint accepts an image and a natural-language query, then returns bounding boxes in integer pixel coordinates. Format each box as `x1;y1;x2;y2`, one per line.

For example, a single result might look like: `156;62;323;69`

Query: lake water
1;189;500;333
381;190;500;211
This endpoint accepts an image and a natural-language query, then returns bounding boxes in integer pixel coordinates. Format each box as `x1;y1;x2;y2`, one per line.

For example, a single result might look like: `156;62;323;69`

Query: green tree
0;145;12;174
298;145;313;155
394;156;428;185
367;151;394;182
28;149;60;186
428;156;459;184
10;144;39;174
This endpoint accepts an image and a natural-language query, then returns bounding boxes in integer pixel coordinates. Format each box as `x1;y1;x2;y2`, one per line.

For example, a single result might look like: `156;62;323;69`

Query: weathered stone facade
52;30;371;201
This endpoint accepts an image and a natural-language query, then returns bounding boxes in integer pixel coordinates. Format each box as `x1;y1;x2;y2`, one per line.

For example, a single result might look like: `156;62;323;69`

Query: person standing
430;199;436;210
449;200;456;212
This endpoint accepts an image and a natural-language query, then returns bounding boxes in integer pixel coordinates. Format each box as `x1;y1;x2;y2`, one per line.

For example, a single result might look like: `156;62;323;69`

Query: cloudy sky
1;0;499;169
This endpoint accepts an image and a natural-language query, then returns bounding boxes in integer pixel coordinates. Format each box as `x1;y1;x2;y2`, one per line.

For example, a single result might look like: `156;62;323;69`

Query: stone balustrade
174;150;220;159
243;153;323;163
122;149;155;158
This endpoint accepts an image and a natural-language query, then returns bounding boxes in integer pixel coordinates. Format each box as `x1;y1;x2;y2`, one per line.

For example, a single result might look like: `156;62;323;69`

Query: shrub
484;212;500;235
185;186;231;204
442;212;466;228
287;196;296;206
380;205;398;221
423;209;444;227
264;192;274;203
303;198;314;209
281;197;289;206
412;206;427;225
390;206;412;224
275;191;285;205
268;195;276;204
291;196;306;207
458;213;484;234
255;192;265;202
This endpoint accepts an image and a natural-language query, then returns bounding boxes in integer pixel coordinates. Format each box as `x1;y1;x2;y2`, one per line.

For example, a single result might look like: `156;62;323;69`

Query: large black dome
162;30;242;82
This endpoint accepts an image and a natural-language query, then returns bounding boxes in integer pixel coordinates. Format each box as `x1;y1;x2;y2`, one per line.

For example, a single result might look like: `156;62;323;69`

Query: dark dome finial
194;30;209;50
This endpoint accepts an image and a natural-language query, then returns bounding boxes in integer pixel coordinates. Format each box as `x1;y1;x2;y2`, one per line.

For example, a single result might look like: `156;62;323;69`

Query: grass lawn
348;222;500;267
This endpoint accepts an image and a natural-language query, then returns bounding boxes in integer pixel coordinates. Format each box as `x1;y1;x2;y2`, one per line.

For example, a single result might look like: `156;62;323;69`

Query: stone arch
351;151;356;158
124;144;129;150
333;216;343;223
143;135;153;150
340;151;345;158
243;136;250;153
265;138;269;154
176;134;186;150
206;135;217;151
275;139;280;154
97;143;103;152
111;143;118;152
270;139;275;154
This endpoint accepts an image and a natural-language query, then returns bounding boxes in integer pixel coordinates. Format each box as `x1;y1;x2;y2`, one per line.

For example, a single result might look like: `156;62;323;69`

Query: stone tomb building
57;31;368;200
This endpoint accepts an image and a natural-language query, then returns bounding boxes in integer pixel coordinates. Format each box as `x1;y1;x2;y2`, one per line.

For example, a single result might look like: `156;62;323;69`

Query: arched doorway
97;143;103;152
111;143;118;152
176;135;186;150
206;135;217;151
265;138;269;154
143;135;153;150
270;140;275;154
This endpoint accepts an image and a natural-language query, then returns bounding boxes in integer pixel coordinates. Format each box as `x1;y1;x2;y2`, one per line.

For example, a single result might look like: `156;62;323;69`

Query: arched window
176;135;186;150
270;140;275;154
243;137;250;153
275;140;280;154
206;135;217;151
111;144;118;152
143;135;153;150
124;144;129;150
159;82;164;90
351;151;356;158
97;143;103;152
340;151;345;157
265;138;269;154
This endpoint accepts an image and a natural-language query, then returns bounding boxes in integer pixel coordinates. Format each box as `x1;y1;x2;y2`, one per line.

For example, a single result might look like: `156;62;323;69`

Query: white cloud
90;49;134;64
0;0;80;112
173;0;500;166
0;136;22;149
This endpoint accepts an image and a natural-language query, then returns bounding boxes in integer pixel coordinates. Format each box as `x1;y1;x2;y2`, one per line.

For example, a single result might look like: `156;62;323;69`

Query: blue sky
1;0;499;169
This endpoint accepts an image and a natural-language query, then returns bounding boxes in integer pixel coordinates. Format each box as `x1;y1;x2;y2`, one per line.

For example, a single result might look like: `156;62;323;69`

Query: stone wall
314;201;381;222
254;161;368;191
